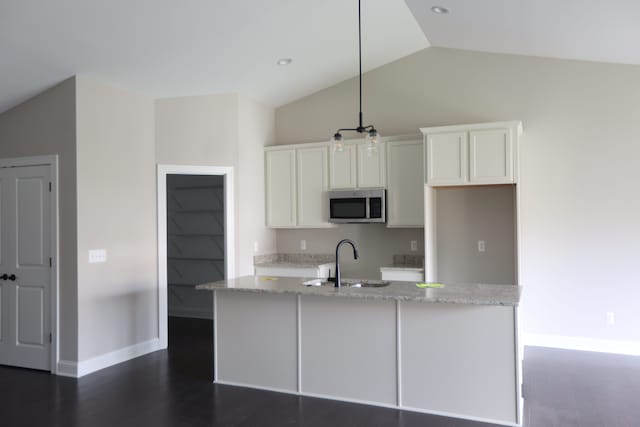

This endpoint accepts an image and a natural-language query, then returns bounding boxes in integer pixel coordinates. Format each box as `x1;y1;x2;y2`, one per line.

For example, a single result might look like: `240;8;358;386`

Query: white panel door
425;131;468;186
0;165;51;370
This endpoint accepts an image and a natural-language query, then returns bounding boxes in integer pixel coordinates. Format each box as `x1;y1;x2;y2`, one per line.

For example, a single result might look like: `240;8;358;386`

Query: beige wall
276;226;423;279
435;186;515;285
76;77;157;360
276;47;640;343
0;77;78;361
156;94;276;277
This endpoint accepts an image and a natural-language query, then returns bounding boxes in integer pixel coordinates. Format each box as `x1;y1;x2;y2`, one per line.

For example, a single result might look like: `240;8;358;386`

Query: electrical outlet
478;240;486;252
253;241;259;253
410;240;418;251
88;249;107;263
606;312;615;326
300;240;307;251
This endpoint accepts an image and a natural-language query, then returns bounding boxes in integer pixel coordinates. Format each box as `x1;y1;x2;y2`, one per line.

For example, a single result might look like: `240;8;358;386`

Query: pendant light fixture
330;0;380;155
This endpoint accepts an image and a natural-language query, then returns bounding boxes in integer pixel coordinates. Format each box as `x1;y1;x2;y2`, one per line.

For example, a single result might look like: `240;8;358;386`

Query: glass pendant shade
331;133;344;152
365;129;379;156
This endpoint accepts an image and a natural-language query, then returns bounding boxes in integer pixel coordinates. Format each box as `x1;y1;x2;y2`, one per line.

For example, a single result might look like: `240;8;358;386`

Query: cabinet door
386;140;424;227
425;132;467;186
357;142;386;188
329;144;357;189
469;128;514;184
265;149;296;227
297;145;330;227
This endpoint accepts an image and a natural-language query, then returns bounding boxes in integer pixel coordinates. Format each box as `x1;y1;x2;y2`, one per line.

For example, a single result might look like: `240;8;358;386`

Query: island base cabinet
215;291;298;392
400;302;519;425
299;296;397;405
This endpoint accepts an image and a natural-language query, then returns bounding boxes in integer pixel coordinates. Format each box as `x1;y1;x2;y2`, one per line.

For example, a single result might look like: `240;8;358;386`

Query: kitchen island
197;276;522;426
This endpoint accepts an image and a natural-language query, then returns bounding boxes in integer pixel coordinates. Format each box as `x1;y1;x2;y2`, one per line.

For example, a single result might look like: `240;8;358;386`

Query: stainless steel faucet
335;239;359;288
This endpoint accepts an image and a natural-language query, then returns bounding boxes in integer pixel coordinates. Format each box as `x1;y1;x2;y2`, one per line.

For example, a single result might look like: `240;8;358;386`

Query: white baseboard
57;338;164;378
523;334;640;356
56;360;79;377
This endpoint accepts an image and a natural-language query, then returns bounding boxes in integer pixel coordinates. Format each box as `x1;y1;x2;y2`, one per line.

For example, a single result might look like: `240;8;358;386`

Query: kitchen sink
302;279;390;288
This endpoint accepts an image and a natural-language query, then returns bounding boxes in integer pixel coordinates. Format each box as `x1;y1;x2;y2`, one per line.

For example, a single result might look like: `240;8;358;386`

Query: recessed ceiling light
431;6;449;14
277;58;293;66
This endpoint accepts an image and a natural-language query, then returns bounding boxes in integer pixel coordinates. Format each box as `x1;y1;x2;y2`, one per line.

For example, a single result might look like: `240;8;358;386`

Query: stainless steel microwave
328;188;386;223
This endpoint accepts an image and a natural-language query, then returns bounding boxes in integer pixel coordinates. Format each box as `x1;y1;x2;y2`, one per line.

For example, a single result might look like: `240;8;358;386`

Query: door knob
0;274;7;280
7;274;16;281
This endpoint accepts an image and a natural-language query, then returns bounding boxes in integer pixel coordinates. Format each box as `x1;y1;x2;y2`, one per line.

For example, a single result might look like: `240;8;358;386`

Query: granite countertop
254;253;334;269
196;275;521;306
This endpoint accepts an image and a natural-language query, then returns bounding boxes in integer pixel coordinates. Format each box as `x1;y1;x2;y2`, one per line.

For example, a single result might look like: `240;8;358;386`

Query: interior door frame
0;155;59;373
156;165;235;348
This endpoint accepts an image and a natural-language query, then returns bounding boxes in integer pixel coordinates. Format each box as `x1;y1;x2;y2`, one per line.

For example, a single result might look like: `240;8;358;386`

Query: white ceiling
406;0;640;66
0;0;427;113
2;0;640;115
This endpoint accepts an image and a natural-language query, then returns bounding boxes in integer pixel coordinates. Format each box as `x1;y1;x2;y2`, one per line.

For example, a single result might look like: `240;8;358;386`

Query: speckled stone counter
196;275;521;306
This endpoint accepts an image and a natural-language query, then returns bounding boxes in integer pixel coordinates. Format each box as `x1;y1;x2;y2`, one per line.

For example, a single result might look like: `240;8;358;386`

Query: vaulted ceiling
1;0;638;114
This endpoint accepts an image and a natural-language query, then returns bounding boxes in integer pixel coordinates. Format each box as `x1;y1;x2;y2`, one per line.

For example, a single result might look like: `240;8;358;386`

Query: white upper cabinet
386;138;424;227
265;143;332;228
421;121;522;186
265;148;296;227
297;146;330;227
357;142;386;188
330;141;386;189
329;144;357;189
425;131;467;186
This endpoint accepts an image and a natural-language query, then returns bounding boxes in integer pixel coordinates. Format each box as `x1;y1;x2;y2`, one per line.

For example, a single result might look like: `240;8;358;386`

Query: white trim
0;155;59;375
395;300;402;407
523;333;640;356
156;165;235;351
213;380;518;427
56;360;78;378
296;294;302;393
78;338;162;378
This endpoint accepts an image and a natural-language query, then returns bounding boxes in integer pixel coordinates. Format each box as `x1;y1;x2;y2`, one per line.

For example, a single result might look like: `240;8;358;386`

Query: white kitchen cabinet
265;148;296;227
386;138;424;227
265;143;333;228
380;267;424;282
297;146;330;227
329;141;386;189
421;121;522;186
357;142;386;188
254;263;332;278
329;143;357;189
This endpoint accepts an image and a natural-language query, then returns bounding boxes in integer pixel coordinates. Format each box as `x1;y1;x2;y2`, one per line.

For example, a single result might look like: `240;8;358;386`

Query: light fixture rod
358;0;363;130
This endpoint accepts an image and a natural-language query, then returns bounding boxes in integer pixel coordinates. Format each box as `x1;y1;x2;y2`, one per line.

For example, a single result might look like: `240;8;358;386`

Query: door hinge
49;257;52;267
49;182;52;192
49;333;52;343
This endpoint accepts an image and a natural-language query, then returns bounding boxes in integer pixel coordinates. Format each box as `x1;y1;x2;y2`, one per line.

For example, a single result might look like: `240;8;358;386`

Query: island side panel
299;295;397;405
400;302;518;425
216;291;298;392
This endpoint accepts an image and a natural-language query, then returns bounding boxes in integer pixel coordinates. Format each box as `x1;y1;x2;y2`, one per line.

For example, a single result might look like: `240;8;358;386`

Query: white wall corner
523;333;640;356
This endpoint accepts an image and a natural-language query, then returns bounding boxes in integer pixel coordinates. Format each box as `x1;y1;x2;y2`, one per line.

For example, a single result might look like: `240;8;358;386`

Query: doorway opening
156;165;234;364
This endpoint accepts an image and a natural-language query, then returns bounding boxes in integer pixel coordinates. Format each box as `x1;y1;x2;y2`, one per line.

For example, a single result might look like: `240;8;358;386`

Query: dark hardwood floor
1;318;639;427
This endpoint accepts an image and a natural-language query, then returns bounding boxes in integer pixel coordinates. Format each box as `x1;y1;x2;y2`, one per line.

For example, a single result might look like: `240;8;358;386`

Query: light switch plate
89;249;107;263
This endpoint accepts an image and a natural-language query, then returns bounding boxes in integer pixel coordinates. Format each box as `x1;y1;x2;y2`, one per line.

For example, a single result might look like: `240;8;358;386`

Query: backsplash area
275;224;424;279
